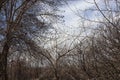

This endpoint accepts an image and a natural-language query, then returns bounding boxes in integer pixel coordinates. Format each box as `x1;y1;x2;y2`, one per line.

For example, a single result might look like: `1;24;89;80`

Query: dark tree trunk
54;68;59;80
0;40;10;80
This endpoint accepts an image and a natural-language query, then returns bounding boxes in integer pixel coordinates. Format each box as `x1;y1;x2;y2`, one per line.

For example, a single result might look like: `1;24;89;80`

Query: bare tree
0;0;62;80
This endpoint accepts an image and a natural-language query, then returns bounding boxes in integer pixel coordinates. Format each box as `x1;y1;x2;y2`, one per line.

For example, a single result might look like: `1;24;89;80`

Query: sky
60;0;100;26
38;0;119;50
55;0;102;37
50;0;101;46
42;0;104;49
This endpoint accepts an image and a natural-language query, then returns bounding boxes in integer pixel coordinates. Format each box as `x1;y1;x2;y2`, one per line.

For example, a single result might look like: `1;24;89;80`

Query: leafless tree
0;0;62;80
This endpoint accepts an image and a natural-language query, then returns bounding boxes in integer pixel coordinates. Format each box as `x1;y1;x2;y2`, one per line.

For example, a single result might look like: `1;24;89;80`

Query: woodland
0;0;120;80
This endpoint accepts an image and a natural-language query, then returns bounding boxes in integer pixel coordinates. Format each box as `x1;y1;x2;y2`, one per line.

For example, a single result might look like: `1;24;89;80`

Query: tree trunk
54;66;59;80
0;40;10;80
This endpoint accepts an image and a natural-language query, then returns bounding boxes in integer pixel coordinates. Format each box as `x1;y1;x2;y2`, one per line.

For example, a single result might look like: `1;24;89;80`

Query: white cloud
47;0;102;47
60;0;100;27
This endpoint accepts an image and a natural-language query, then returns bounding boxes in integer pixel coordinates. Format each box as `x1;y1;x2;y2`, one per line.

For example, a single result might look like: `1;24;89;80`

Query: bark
0;36;10;80
0;0;7;10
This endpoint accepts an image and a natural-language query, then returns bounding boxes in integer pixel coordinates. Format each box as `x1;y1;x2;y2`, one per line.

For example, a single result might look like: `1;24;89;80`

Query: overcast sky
51;0;101;45
61;0;100;26
43;0;103;48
